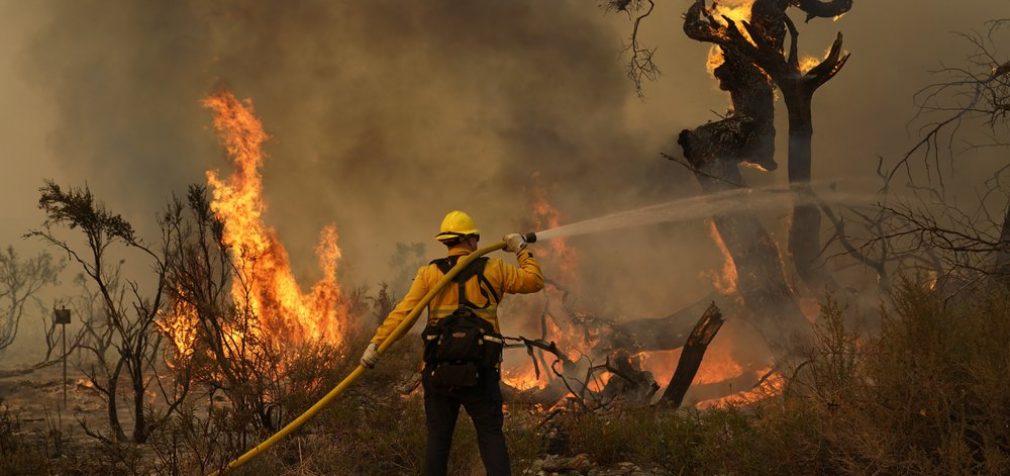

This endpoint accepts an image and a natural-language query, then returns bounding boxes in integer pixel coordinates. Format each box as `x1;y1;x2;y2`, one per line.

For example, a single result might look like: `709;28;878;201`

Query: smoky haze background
0;0;1007;361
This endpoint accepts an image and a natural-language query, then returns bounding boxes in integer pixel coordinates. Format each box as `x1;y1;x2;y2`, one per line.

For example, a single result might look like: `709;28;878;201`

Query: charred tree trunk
740;1;852;286
683;0;852;287
690;157;811;353
782;89;823;284
679;8;812;353
658;303;723;407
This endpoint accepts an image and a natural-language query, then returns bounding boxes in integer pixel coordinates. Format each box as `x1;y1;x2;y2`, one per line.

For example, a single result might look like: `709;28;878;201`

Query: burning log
658;303;723;407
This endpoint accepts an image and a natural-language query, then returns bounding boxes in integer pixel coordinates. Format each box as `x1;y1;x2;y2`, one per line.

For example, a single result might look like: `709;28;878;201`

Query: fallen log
658;302;723;407
610;291;741;351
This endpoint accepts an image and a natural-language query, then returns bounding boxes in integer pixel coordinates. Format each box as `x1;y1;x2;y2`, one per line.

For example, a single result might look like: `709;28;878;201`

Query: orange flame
502;366;548;391
157;298;200;362
696;368;783;409
201;91;348;350
531;184;578;287
706;0;757;74
499;186;591;391
704;221;738;295
159;91;348;363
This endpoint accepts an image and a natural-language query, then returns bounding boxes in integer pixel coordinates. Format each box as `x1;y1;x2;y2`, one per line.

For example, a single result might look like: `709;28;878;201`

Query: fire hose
210;233;537;475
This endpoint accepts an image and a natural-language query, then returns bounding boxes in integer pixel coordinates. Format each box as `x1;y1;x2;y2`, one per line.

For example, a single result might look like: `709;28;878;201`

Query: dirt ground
1;362;150;445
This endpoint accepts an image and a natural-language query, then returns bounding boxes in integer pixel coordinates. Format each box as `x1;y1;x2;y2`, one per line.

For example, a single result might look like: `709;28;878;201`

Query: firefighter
360;210;544;476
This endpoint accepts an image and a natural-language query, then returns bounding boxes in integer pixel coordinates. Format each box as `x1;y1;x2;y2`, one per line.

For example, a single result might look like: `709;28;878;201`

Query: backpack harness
421;256;505;388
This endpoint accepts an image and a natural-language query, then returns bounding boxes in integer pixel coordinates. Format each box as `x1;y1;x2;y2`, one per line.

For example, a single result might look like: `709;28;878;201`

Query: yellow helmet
436;210;480;242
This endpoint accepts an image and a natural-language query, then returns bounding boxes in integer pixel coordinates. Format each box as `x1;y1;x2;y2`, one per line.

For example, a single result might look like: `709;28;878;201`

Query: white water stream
534;183;878;241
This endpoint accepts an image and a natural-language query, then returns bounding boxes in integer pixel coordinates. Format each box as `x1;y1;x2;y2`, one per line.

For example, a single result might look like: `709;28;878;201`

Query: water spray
536;182;878;241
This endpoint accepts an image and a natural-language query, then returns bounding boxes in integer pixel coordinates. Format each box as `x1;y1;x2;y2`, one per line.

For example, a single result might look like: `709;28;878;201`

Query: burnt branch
604;0;659;97
658;303;724;407
792;0;853;22
886;22;1010;190
805;33;851;91
505;336;573;379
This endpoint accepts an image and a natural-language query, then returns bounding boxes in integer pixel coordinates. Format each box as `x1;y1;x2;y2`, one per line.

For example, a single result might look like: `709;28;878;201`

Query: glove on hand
360;343;380;369
503;233;527;254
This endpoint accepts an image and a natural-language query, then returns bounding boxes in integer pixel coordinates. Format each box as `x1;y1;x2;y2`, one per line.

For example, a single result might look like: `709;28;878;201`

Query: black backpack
421;256;505;387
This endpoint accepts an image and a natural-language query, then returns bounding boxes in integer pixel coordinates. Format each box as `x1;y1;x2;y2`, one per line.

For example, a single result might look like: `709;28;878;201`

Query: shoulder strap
428;256;499;310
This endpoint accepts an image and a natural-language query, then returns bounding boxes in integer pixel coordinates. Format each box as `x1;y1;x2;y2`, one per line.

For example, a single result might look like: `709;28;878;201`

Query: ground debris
524;454;671;476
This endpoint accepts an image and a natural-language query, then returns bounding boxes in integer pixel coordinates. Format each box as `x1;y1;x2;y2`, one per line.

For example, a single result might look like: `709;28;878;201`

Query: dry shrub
0;400;49;475
555;279;1010;475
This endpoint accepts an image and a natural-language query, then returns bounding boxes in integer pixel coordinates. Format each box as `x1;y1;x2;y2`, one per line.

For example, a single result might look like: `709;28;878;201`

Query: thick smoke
12;0;1010;340
17;0;706;325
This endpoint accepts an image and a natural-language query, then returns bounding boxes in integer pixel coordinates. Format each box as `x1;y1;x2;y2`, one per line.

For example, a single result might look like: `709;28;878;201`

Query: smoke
13;0;1010;333
16;0;703;323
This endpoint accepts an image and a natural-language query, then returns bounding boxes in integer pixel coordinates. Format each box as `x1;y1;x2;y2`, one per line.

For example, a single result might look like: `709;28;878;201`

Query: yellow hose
210;241;507;475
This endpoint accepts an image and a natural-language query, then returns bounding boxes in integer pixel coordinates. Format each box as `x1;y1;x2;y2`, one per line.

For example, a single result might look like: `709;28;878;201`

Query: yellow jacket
370;246;544;345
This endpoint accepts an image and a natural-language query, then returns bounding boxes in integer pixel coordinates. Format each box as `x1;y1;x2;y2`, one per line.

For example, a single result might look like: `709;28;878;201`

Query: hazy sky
0;0;1006;329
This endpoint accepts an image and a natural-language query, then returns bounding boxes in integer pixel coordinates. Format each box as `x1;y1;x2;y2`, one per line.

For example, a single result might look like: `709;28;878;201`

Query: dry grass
555;280;1010;475
4;278;1010;475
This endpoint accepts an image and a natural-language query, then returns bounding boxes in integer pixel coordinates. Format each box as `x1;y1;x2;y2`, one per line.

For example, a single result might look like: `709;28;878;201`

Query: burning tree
603;0;855;354
679;0;855;353
157;90;352;435
200;91;348;350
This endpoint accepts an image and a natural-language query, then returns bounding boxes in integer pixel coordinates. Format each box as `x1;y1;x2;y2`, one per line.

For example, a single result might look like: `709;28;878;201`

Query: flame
705;0;757;74
799;56;821;74
704;221;738;295
926;270;939;291
502;366;548;391
707;45;726;77
497;182;599;391
203;91;348;349
156;299;199;362
159;90;348;363
531;183;578;287
712;0;754;30
695;368;783;409
800;45;841;74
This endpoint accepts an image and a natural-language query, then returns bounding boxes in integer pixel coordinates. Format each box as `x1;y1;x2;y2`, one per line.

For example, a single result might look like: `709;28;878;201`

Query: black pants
422;367;511;476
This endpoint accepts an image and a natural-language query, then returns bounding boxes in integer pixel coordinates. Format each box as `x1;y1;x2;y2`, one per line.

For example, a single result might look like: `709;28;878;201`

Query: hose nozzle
522;232;537;244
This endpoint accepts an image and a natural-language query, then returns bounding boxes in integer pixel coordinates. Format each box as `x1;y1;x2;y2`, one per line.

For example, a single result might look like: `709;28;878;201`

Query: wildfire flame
500;185;587;390
203;91;348;348
696;368;783;409
159;90;348;362
531;183;579;287
704;221;739;296
706;0;757;75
